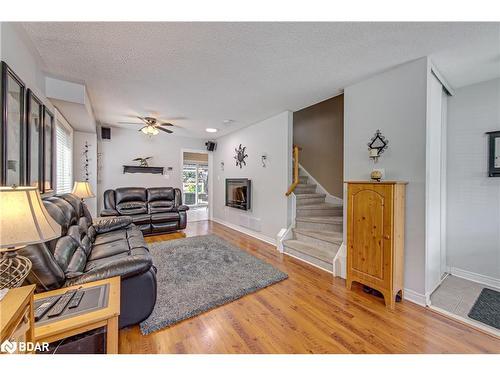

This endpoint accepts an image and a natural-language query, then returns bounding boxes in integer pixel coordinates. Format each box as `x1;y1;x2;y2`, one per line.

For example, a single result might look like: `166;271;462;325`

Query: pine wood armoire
346;181;407;309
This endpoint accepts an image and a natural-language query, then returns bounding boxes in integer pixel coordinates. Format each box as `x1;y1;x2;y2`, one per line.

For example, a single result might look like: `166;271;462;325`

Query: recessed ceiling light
206;128;218;133
223;119;234;125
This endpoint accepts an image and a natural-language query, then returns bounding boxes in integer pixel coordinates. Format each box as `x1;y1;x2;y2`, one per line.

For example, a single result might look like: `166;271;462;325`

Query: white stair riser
284;246;332;272
293;231;342;249
296;197;326;206
296;208;343;217
295;220;343;232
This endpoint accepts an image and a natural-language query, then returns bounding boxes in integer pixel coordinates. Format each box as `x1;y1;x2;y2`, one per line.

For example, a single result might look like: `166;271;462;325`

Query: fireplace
225;178;251;211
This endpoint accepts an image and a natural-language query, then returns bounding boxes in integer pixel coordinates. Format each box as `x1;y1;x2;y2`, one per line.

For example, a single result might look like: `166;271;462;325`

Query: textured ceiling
20;22;500;138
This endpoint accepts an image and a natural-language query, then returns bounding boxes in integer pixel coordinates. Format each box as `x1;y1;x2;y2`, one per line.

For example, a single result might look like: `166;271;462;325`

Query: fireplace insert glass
226;178;251;210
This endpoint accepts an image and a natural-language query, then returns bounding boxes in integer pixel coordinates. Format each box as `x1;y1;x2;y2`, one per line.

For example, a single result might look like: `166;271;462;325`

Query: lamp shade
72;181;95;199
0;186;61;250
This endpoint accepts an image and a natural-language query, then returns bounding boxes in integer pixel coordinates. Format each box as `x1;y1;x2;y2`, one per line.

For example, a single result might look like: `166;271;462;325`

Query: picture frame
26;89;44;190
0;61;26;186
487;130;500;177
42;107;55;193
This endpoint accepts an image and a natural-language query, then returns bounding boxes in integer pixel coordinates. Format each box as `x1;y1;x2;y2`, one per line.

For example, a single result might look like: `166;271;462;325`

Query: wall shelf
123;165;164;175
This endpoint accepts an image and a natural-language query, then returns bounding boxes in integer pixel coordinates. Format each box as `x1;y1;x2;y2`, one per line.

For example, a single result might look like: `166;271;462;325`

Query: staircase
283;172;343;272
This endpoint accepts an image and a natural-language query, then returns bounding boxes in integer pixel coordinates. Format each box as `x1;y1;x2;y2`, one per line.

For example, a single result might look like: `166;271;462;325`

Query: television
225;178;251;211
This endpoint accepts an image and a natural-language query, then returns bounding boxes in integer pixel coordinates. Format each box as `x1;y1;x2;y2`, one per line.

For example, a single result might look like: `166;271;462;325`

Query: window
55;114;73;194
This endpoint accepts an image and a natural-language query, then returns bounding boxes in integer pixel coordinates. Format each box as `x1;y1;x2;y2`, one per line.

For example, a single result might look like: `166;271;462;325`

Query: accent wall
212;111;293;244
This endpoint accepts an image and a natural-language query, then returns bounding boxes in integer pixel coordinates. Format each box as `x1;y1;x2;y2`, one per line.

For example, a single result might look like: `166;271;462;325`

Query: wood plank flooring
119;220;500;353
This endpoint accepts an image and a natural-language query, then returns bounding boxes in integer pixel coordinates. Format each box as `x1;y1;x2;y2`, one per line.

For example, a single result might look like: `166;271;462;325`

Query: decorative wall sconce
367;129;389;163
261;154;268;168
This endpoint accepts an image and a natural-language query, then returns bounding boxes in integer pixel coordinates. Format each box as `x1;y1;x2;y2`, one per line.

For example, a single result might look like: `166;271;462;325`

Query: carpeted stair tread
296;203;343;210
283;239;335;263
293;229;343;244
294;193;327;199
296;216;343;224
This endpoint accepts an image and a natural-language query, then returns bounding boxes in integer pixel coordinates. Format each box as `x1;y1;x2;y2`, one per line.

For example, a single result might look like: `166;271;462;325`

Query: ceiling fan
118;116;174;135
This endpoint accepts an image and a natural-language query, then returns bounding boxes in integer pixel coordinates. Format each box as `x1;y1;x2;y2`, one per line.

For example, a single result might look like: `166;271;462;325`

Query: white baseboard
448;266;500;289
298;164;342;204
211;217;276;247
403;288;427;307
277;226;294;253
428;305;500;338
332;242;346;278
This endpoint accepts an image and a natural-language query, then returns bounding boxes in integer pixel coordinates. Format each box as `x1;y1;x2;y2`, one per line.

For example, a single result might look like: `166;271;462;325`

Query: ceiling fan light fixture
141;125;159;135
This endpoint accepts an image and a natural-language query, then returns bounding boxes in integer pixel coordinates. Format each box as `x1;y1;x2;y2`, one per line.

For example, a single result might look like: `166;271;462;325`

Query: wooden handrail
285;145;300;196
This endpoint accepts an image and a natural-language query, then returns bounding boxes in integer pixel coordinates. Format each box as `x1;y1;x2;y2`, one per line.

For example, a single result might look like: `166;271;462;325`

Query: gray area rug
467;288;500;330
140;235;288;335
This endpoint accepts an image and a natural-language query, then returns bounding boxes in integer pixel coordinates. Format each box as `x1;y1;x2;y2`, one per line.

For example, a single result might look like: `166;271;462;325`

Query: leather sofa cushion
52;236;87;277
116;201;147;215
93;216;133;234
147;187;174;202
88;239;130;261
93;229;127;246
115;187;147;204
151;212;179;223
148;200;174;213
129;214;151;225
68;247;153;286
151;221;178;233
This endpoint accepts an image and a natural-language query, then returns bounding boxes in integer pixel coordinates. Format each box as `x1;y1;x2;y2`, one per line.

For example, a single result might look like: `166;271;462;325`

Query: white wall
447;78;500;282
0;23;53;113
212;111;292;244
73;131;98;217
98;126;206;212
344;58;429;298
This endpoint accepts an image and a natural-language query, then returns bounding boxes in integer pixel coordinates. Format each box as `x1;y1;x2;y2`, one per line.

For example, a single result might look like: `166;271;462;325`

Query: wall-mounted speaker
101;127;111;141
205;141;217;151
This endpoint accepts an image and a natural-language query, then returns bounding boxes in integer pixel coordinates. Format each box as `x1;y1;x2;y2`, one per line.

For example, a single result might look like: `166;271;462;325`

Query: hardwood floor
119;220;500;354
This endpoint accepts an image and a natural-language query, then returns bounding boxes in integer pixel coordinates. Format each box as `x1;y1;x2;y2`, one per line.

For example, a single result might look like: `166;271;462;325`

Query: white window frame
55;109;74;194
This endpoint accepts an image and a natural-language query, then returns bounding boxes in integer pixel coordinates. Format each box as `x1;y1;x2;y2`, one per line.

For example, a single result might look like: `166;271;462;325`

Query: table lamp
72;181;95;202
0;186;61;289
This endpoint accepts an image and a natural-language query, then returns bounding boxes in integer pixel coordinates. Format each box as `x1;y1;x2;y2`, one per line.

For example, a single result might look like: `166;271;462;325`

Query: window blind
56;121;73;194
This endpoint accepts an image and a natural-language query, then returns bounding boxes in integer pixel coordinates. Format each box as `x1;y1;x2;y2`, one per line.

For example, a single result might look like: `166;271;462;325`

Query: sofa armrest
100;208;120;216
64;249;153;286
178;205;189;212
93;216;133;234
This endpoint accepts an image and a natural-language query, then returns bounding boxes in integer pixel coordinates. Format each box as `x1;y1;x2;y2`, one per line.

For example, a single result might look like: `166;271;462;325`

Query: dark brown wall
293;94;344;197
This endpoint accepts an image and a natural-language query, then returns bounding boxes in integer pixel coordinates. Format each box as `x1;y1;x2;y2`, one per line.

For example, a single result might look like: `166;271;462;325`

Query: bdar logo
1;340;17;354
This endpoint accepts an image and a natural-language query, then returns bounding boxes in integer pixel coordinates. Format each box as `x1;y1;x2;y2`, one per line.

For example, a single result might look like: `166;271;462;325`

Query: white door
426;73;447;297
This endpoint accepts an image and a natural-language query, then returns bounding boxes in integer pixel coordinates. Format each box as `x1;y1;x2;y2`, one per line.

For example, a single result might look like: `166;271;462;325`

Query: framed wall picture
1;61;26;186
487;130;500;177
43;107;55;193
26;89;43;190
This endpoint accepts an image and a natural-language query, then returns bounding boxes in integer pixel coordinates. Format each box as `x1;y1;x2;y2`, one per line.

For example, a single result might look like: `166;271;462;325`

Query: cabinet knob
384;234;390;240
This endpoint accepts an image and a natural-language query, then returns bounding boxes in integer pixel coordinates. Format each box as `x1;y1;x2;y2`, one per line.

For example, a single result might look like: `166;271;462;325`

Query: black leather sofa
101;187;189;235
19;193;157;328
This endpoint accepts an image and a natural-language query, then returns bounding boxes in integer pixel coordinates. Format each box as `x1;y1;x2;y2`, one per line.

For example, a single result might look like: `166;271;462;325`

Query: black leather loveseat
19;193;157;328
101;187;189;235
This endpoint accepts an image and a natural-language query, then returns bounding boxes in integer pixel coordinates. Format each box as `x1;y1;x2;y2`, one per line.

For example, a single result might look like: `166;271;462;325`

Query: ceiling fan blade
137;116;150;125
118;121;144;125
160;122;174;127
138;126;147;132
157;127;173;134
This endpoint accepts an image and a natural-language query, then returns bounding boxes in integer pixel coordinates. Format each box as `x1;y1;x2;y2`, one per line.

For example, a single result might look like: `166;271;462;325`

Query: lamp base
0;250;32;289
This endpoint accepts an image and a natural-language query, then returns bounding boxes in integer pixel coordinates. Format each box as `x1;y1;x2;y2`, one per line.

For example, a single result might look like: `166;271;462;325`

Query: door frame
180;148;213;219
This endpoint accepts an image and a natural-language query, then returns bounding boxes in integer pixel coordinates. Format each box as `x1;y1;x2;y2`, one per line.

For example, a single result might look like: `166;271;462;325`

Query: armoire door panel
350;188;386;279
